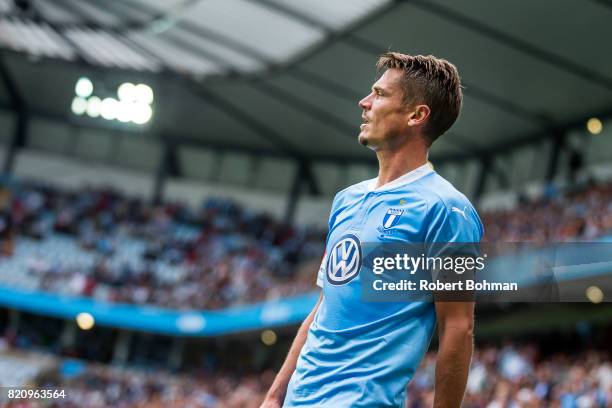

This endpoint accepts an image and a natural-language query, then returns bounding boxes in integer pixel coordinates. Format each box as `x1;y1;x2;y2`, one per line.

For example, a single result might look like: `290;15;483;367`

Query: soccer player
261;52;483;407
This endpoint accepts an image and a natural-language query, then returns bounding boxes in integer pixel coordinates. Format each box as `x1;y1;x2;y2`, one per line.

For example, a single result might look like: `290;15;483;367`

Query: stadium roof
0;0;611;165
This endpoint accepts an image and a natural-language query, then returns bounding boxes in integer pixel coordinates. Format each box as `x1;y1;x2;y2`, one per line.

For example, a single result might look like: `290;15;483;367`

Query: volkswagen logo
327;234;362;285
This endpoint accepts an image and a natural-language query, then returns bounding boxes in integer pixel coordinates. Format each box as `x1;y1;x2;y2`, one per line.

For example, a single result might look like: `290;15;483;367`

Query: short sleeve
425;201;483;243
316;251;327;288
315;192;344;288
424;201;483;258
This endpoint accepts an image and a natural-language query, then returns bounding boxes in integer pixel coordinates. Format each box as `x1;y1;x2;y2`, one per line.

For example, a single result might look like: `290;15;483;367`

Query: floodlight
76;312;95;330
116;101;132;123
131;103;153;124
71;96;87;115
86;96;101;118
586;118;603;135
117;82;137;102
75;77;93;98
100;98;118;120
134;83;154;104
261;330;277;346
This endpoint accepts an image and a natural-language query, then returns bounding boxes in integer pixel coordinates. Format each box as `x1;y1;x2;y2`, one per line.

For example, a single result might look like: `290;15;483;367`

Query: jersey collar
368;162;434;192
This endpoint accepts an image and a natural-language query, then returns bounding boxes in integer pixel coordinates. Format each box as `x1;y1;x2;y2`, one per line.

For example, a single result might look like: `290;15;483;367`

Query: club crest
381;208;404;230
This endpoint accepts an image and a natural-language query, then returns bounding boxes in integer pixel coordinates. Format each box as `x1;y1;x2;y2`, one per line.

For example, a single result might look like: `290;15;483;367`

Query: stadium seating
0;181;323;310
408;345;611;407
0;349;54;387
1;341;609;407
0;180;610;311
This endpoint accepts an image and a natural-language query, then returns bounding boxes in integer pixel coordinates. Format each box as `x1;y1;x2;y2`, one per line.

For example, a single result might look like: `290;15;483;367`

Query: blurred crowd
0;179;610;310
2;354;272;408
0;182;323;309
2;343;609;408
409;345;611;408
34;365;273;408
482;182;612;243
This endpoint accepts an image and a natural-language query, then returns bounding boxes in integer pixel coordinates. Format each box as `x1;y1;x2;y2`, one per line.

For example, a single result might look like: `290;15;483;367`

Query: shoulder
415;172;476;214
324;178;374;230
331;178;374;208
415;172;484;240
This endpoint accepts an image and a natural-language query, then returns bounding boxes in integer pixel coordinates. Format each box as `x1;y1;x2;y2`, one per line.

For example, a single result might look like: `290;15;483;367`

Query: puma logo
451;206;467;220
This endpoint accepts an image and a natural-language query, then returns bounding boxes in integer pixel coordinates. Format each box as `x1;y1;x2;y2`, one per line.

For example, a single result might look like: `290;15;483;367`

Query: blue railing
0;286;319;336
0;236;610;336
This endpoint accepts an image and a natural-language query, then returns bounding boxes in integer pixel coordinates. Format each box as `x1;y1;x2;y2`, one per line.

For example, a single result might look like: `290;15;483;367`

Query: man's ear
407;104;430;127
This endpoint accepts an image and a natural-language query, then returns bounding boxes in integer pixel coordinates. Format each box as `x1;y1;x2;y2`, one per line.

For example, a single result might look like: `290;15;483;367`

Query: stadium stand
482;181;612;243
409;345;611;407
0;336;609;407
0;178;609;311
0;349;55;388
0;181;323;309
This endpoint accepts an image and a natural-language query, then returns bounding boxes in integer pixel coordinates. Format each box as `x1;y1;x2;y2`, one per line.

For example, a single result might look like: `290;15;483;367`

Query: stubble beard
358;133;368;146
358;132;379;151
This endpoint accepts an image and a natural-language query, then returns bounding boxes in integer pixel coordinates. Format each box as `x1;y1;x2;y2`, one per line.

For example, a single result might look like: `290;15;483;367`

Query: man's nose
359;94;371;110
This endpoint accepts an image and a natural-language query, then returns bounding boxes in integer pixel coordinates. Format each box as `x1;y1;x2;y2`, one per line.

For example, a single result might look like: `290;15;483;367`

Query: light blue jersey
284;163;483;407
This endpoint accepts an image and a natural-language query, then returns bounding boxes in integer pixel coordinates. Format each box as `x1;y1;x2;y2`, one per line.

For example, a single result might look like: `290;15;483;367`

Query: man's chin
358;133;368;147
358;134;378;151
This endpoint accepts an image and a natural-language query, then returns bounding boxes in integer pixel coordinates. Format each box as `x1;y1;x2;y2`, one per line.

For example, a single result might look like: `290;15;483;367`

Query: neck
375;137;428;189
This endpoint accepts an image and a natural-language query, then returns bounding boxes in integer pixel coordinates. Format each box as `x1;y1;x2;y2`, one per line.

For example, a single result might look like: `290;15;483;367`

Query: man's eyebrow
372;85;386;94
